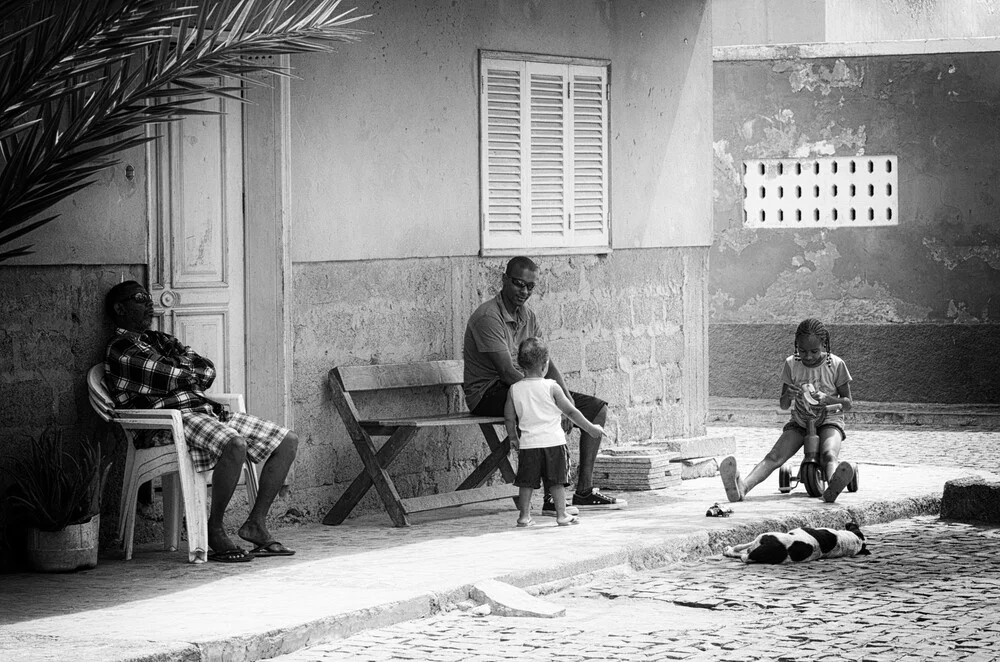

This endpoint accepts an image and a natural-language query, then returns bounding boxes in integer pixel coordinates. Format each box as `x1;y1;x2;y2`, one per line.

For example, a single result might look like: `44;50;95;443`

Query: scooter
777;387;859;497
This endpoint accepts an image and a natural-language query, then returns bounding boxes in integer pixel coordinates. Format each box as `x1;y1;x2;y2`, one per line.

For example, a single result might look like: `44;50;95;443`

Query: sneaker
541;494;580;517
572;488;627;509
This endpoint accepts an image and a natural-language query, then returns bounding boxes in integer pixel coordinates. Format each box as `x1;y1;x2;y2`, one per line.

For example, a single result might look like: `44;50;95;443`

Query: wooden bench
322;360;518;527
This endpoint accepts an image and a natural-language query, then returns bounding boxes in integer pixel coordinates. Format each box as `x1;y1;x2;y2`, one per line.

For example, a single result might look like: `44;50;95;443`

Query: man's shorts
139;410;289;472
472;381;607;425
782;420;847;441
514;445;571;489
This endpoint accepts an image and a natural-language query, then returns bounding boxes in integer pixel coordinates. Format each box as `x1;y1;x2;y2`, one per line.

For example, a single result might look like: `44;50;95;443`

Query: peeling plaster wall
290;251;708;519
711;53;1000;403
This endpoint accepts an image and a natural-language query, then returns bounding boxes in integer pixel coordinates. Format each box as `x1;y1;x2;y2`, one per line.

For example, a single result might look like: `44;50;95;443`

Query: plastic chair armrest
210;393;246;414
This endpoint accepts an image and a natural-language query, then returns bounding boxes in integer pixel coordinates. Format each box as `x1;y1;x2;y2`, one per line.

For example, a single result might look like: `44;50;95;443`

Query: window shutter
481;59;527;251
527;63;568;246
480;53;609;254
569;66;608;247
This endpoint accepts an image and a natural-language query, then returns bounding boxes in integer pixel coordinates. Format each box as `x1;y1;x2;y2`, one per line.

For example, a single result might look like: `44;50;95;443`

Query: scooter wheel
847;463;860;493
778;464;792;494
802;462;826;498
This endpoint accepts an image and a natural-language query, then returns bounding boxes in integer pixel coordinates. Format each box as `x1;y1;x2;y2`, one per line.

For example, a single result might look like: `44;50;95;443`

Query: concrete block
677;457;719;480
941;476;1000;523
470;579;565;618
642;435;736;459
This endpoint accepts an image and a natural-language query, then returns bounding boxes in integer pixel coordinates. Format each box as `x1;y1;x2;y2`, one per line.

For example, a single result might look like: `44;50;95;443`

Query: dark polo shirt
462;293;542;411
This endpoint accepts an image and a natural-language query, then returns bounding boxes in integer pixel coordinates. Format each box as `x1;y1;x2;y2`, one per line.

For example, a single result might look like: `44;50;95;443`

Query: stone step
709;397;1000;429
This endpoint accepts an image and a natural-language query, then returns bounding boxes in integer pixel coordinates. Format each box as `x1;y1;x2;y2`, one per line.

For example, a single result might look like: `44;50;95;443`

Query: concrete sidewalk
1;427;996;662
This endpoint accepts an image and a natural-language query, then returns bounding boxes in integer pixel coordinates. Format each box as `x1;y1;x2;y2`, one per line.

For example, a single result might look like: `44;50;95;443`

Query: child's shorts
514;445;571;489
782;420;847;441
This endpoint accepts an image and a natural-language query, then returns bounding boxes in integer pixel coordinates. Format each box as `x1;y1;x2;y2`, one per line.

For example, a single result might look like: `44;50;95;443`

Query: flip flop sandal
557;516;580;526
720;456;744;503
516;518;536;528
823;462;855;503
249;541;296;557
208;547;254;563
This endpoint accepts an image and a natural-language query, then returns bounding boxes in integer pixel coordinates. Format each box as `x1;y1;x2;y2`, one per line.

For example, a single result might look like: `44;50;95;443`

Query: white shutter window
528;63;568;244
480;60;526;251
570;66;608;247
480;53;609;255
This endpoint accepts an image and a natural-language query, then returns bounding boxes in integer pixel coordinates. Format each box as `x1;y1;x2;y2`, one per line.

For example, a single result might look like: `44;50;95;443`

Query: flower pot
26;515;100;572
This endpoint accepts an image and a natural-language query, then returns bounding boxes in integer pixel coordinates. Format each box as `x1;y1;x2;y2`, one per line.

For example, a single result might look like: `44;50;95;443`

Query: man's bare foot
208;527;241;553
237;520;272;548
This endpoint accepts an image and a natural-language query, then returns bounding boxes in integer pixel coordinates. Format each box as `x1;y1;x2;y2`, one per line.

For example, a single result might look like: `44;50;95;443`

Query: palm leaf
0;0;369;261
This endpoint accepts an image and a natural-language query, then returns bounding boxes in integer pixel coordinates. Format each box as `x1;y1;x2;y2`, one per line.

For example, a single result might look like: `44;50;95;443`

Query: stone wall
289;248;708;519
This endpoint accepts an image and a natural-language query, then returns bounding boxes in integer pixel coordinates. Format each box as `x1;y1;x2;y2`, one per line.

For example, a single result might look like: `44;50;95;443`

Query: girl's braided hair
794;318;833;367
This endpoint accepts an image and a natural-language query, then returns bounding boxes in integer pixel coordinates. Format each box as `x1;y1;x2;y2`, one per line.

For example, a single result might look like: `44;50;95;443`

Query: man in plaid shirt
105;281;298;562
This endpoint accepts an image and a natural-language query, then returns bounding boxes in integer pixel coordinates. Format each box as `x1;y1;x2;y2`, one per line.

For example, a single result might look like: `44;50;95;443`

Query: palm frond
0;0;369;261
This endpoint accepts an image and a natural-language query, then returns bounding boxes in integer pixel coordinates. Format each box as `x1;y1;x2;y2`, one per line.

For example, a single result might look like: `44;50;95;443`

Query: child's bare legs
744;429;805;493
517;487;534;525
819;427;853;502
818;427;844;482
722;429;804;501
550;484;574;524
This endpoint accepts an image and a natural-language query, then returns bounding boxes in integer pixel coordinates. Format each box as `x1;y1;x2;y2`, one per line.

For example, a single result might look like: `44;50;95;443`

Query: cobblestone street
271;426;1000;662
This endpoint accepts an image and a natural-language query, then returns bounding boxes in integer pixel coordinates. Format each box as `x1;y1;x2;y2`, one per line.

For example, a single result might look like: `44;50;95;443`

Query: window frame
478;50;612;257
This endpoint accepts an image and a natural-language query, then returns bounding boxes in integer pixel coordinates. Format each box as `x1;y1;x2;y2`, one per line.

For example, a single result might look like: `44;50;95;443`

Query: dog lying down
723;522;871;564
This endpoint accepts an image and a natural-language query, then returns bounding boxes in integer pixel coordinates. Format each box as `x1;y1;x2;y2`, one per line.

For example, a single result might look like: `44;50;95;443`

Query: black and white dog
723;522;871;564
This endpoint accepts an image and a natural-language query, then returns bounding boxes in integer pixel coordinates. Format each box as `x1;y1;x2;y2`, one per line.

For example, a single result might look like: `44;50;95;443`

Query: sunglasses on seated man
505;275;536;291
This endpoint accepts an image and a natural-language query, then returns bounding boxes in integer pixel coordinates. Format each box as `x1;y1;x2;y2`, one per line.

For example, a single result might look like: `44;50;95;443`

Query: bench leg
457;424;517;490
323;427;417;527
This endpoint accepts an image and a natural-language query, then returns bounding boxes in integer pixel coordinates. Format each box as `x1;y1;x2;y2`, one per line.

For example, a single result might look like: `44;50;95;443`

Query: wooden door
148;89;245;397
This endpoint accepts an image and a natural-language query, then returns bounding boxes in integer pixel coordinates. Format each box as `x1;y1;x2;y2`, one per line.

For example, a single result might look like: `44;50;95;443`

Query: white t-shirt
780;352;852;427
508;378;567;449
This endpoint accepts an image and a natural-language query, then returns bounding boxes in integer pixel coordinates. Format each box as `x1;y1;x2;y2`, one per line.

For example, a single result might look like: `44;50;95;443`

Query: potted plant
4;428;112;572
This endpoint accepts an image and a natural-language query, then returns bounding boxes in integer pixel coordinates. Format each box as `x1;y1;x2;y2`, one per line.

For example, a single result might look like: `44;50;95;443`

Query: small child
720;318;855;503
504;337;605;527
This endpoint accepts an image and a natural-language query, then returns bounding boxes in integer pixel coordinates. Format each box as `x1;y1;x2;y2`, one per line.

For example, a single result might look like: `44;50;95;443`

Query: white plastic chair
87;364;260;563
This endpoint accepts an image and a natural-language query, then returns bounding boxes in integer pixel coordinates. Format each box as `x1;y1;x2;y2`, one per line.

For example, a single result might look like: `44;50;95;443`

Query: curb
138;492;942;662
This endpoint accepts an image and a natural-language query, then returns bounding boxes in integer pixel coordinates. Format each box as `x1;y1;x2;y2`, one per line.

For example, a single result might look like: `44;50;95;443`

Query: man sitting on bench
463;256;626;516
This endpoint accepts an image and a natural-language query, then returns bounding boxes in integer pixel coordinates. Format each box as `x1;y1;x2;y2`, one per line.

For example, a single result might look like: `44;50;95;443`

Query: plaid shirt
105;328;218;415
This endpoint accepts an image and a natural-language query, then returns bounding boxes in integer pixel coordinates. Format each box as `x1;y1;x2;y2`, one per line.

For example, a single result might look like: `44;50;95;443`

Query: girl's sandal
516;518;536;528
556;515;580;526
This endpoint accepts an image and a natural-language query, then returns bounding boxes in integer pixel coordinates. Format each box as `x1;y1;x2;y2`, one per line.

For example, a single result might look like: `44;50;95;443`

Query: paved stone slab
469;579;565;618
641;434;736;459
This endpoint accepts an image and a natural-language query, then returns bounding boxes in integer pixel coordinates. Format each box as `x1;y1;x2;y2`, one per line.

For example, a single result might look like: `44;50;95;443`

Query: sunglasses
505;275;536;291
119;291;152;305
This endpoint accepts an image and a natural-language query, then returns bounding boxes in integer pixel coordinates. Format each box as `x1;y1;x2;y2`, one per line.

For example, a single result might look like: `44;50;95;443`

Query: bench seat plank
360;413;504;429
402;484;519;514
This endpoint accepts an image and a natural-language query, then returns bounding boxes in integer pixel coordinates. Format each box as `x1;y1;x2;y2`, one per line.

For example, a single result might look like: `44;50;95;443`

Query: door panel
149;87;245;397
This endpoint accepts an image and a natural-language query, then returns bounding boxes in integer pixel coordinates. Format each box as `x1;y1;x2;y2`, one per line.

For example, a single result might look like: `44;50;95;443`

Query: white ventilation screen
742;156;898;228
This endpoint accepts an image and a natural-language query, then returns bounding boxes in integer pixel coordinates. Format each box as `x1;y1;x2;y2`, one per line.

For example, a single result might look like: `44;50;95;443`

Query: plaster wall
290;249;708;519
711;52;1000;403
712;0;1000;47
289;0;713;261
2;145;147;266
712;0;825;47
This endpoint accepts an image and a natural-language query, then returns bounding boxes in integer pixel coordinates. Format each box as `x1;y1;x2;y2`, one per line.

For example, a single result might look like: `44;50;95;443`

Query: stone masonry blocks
593;447;682;491
941;476;1000;523
585;338;617;371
